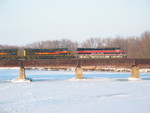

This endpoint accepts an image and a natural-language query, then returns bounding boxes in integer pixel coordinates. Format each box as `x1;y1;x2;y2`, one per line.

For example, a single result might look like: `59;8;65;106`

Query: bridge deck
0;59;150;68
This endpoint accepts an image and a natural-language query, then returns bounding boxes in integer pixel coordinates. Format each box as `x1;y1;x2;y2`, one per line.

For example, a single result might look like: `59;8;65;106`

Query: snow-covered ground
0;70;150;113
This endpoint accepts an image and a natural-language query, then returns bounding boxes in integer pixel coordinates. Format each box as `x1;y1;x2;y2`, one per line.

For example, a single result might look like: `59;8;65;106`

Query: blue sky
0;0;150;46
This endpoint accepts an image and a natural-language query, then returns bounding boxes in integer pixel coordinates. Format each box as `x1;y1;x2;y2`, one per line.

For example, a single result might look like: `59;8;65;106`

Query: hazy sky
0;0;150;46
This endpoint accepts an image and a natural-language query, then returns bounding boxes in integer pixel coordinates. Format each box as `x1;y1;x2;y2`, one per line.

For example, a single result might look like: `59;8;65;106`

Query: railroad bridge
0;59;150;81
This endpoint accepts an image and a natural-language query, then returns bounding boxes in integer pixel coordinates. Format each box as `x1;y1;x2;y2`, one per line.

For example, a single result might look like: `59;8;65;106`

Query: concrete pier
75;67;83;79
19;67;26;79
12;60;31;82
128;65;140;80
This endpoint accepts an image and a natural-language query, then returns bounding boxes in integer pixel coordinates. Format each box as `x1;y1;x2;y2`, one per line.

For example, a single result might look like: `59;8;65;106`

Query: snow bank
11;78;32;83
0;67;20;70
128;77;141;81
0;71;150;113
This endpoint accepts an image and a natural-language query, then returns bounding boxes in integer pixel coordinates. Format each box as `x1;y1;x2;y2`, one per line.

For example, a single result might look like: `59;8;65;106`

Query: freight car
76;47;126;59
24;48;74;59
0;49;18;60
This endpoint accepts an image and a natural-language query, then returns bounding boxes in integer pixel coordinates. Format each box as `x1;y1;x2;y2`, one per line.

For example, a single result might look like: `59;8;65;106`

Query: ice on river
0;70;150;113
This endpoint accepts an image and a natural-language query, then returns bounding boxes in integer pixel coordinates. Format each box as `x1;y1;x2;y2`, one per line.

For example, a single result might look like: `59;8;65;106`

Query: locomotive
76;47;126;59
0;47;126;60
24;48;73;59
0;49;18;60
0;48;74;60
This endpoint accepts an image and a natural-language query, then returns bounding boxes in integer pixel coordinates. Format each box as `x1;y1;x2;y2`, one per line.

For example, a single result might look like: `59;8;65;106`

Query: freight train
0;47;126;60
77;47;126;59
0;49;18;60
24;48;73;59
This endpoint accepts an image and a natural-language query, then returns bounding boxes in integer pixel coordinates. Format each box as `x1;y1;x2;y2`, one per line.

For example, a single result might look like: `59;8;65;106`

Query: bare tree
139;31;150;58
1;31;150;58
81;38;103;48
25;39;78;54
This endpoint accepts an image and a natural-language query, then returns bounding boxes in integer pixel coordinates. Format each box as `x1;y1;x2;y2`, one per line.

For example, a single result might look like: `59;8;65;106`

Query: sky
0;0;150;46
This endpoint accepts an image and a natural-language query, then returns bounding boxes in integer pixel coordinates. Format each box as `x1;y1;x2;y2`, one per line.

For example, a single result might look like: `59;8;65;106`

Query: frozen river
0;70;150;113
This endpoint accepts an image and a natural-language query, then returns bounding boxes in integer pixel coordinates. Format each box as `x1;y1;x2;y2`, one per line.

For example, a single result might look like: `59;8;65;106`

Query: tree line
0;31;150;58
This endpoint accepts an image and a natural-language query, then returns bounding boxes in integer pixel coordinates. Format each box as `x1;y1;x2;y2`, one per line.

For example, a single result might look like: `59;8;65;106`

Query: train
0;49;18;60
24;48;74;59
0;47;126;60
77;47;126;59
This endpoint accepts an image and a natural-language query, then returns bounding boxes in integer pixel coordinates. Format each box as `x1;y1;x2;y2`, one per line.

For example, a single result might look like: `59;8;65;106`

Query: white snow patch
68;77;112;82
0;67;20;70
128;77;141;81
0;70;150;113
11;78;31;83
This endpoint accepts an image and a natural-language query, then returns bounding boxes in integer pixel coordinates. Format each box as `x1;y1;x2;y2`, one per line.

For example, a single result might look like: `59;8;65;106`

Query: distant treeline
0;31;150;58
